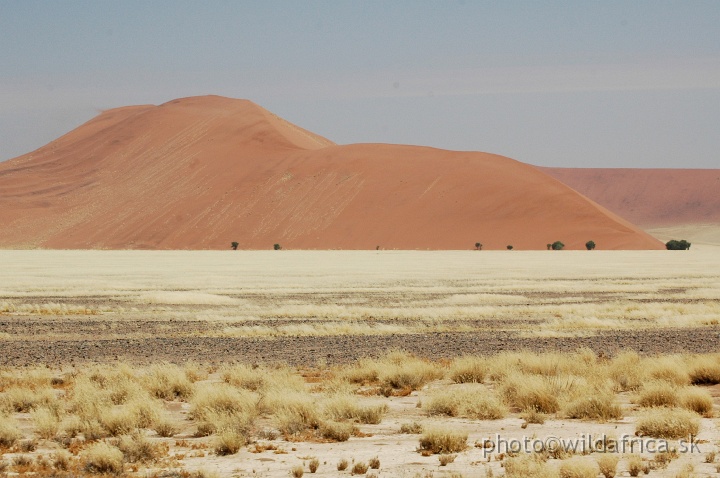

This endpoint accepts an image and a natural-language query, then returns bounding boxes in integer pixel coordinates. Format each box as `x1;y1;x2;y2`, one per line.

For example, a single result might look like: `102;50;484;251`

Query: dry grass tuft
504;453;556;478
449;356;488;383
368;456;380;469
636;381;679;408
291;464;305;478
0;415;22;447
323;393;388;424
596;454;619;478
521;407;547;425
351;461;369;475
31;406;61;439
678;387;714;417
118;432;168;463
318;420;354;442
83;441;124;475
418;426;467;454
500;374;560;413
213;429;245;455
142;363;194;400
309;457;320;473
423;385;506;419
400;421;423;434
559;457;599;478
636;407;700;438
337;458;349;471
378;351;443;391
439;454;456;466
687;356;720;385
564;393;622;421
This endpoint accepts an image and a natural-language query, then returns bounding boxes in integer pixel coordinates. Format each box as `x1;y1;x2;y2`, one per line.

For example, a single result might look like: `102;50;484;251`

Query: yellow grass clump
563;393;623;421
142;362;194;400
678;386;714;417
559;457;600;478
504;453;556;478
635;407;700;439
0;414;21;447
595;454;619;478
636;381;679;408
687;355;720;385
423;385;507;420
30;406;61;439
418;426;468;454
500;374;560;413
82;441;124;475
448;356;488;383
322;393;388;424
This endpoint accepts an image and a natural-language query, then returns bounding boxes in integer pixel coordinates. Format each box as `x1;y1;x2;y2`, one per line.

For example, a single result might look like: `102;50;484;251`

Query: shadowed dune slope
0;95;662;250
542;168;720;228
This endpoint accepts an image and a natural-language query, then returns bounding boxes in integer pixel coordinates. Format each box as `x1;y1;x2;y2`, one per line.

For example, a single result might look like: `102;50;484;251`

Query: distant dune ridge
0;95;663;250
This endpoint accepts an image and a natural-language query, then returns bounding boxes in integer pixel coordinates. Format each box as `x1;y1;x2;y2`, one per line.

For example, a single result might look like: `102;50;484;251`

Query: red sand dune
0;95;662;250
541;168;720;228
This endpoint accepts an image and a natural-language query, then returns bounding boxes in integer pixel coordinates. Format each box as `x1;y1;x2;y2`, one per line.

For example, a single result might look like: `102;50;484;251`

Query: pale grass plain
1;249;720;477
1;248;720;341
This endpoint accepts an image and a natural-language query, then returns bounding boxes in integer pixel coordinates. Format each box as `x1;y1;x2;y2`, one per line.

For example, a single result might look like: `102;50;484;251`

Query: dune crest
0;95;662;250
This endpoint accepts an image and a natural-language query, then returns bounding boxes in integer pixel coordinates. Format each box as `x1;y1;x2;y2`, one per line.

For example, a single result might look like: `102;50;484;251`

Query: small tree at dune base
666;239;691;250
585;240;596;250
475;242;482;250
231;242;239;250
546;244;552;250
273;243;282;251
551;241;565;250
507;245;513;250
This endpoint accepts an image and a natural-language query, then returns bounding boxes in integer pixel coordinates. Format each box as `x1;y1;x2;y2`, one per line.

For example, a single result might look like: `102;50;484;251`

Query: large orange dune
541;168;720;228
0;95;662;250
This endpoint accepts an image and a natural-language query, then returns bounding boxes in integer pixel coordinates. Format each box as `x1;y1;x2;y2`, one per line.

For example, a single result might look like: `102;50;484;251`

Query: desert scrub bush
646;356;690;386
338;358;381;384
83;441;124;475
521;407;547;424
337;458;349;471
323;393;388;424
636;381;679;408
153;416;178;437
190;382;258;420
687;355;720;384
678;387;714;417
608;351;646;391
449;356;488;383
439;454;456;466
351;461;369;474
0;385;57;413
626;454;645;477
423;385;506;419
142;362;194;400
378;351;443;391
559;457;600;478
563;393;622;421
636;407;700;438
118;431;168;463
418;426;468;454
500;374;560;413
400;421;423;434
504;453;556;478
268;392;320;436
213;428;246;455
369;456;380;469
309;457;320;473
0;415;21;447
318;420;354;442
291;464;305;478
31;406;61;439
52;449;72;471
596;454;619;478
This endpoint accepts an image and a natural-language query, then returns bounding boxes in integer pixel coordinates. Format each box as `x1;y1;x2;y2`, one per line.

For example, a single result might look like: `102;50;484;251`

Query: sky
1;1;719;168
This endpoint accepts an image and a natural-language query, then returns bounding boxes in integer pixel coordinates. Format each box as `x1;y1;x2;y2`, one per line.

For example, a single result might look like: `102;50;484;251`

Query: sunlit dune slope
0;95;662;250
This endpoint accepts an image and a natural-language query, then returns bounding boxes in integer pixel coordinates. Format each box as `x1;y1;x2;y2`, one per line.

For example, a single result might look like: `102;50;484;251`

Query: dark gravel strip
1;327;718;367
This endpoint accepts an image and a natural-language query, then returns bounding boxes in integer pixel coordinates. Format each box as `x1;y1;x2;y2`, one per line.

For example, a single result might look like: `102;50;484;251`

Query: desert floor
1;249;719;477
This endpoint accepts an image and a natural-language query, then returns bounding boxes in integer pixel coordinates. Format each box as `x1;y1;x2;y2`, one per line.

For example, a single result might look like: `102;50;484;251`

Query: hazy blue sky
1;1;719;167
